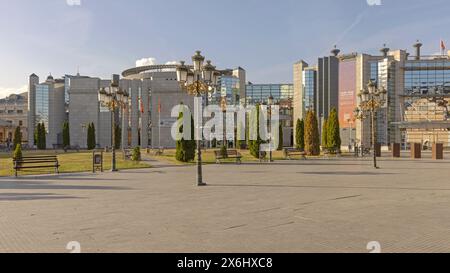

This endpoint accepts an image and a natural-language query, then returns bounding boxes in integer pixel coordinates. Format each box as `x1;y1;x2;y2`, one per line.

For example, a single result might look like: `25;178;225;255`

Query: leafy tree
13;126;22;149
304;110;320;156
295;119;305;151
62;121;70;148
322;118;329;150
175;110;196;162
327;108;341;153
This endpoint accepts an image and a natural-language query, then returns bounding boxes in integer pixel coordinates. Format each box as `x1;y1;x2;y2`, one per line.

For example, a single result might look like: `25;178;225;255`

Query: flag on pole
158;97;161;113
441;39;446;55
140;98;144;114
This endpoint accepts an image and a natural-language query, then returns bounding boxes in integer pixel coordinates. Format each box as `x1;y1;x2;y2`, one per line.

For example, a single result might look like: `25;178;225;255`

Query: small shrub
131;147;141;161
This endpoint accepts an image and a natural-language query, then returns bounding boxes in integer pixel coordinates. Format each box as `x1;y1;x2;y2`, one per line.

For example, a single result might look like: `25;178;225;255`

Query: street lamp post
176;51;220;187
220;97;227;149
355;80;387;169
268;95;274;163
98;75;129;172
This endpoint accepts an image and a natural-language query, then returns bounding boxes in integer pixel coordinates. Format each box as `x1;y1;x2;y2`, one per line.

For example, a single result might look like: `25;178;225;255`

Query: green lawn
157;149;294;165
0;150;151;177
155;148;351;165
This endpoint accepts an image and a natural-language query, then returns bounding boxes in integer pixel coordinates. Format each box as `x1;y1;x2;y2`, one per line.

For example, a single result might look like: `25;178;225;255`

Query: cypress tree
304;110;320;156
34;124;39;146
89;123;96;150
175;111;196;162
114;124;121;149
62;121;70;148
13;126;22;149
86;123;91;150
13;144;23;160
327;108;341;153
295;119;305;151
278;123;283;151
322;118;328;150
38;123;46;150
249;105;263;158
87;123;96;150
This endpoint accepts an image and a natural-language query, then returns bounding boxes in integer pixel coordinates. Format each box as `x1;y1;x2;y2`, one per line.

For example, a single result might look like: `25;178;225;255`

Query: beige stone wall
293;61;307;146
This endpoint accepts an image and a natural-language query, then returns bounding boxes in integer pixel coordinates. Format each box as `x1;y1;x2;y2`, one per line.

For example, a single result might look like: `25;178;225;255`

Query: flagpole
158;97;161;149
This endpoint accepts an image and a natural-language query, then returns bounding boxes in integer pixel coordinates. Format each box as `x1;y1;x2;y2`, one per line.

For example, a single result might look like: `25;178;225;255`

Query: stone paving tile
0;157;449;253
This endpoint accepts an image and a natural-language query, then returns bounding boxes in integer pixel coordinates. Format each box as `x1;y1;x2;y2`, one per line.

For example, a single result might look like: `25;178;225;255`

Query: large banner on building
339;60;357;127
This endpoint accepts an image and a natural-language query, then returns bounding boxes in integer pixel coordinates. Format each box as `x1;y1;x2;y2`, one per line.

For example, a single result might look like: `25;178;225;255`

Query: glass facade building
210;75;241;106
404;60;450;95
246;84;294;128
245;84;294;105
303;70;316;113
35;84;50;132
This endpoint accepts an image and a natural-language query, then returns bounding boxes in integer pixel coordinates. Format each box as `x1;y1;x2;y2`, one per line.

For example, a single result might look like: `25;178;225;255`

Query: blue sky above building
0;0;449;97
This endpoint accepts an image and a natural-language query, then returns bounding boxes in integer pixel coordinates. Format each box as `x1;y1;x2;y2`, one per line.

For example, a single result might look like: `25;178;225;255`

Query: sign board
92;151;104;173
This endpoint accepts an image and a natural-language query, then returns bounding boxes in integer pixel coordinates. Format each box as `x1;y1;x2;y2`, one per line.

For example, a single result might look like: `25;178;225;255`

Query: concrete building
293;49;340;146
317;53;340;132
28;74;66;149
121;64;246;149
67;76;114;149
27;74;39;145
0;93;28;144
294;42;450;150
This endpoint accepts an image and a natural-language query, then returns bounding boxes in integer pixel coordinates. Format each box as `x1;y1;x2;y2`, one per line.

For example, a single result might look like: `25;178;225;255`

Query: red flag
441;40;446;51
140;98;144;114
158;97;161;114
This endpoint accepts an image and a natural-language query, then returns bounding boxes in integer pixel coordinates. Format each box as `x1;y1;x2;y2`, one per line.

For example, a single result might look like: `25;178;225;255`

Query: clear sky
1;0;450;98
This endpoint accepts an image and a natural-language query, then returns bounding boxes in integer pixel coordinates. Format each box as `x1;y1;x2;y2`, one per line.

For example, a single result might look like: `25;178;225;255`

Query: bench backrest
14;156;58;163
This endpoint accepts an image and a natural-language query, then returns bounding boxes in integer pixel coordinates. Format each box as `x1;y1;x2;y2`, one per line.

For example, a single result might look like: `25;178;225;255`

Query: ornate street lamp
220;96;227;149
176;51;220;187
355;80;387;169
98;75;129;172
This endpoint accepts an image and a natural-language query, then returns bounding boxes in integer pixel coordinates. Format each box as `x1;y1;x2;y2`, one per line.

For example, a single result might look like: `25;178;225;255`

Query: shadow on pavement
298;171;395;176
0;180;131;191
208;184;450;192
0;193;82;202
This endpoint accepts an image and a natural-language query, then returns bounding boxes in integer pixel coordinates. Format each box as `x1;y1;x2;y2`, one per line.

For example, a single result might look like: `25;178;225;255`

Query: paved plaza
0;156;450;253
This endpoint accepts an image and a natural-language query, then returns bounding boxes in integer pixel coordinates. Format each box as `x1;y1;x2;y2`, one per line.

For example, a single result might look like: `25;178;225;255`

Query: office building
28;74;66;149
246;83;294;146
122;64;246;149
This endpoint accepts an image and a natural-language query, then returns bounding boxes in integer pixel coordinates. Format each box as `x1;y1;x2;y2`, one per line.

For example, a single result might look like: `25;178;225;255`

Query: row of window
0;110;24;114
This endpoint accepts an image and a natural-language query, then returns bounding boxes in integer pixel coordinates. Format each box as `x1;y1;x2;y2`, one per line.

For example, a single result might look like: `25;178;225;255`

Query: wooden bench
214;149;242;164
152;147;165;156
284;148;307;160
13;155;60;177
